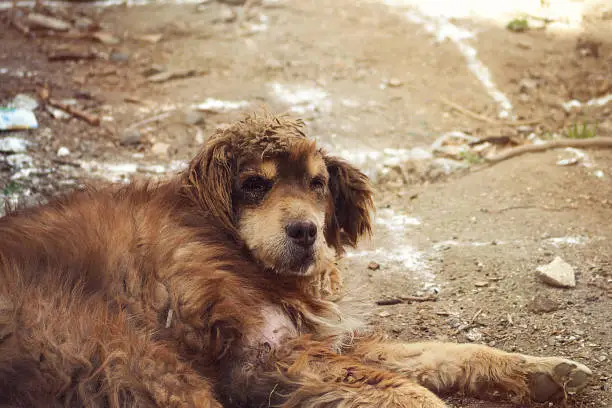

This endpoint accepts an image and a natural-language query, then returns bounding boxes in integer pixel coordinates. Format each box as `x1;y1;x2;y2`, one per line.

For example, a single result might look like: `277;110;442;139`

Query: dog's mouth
277;245;315;276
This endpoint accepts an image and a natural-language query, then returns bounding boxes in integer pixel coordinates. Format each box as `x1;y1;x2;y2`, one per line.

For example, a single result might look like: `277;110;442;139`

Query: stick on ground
439;96;540;126
485;137;612;164
47;99;100;126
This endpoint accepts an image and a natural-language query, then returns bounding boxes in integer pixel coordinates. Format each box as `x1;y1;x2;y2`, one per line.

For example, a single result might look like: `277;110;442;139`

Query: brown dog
0;114;592;407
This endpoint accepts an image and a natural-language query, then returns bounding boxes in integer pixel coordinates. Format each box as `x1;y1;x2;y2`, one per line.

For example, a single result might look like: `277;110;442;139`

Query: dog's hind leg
0;291;222;408
349;339;592;404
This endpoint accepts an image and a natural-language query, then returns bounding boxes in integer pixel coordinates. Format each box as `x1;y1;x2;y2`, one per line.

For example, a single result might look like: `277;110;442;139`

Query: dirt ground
1;0;611;406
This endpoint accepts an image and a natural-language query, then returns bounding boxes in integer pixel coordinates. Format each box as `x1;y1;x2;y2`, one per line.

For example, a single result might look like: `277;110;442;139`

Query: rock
465;328;484;342
388;78;403;88
151;142;170;156
196;2;213;12
528;294;560;314
135;34;163;44
265;59;283;70
519;78;538;93
474;281;489;287
183;110;205;126
147;69;198;83
120;129;142;146
142;64;166;77
92;32;121;46
367;261;380;271
576;38;601;58
109;52;130;62
26;13;72;31
74;17;96;31
0;136;29;153
46;106;71;120
536;256;576;288
216;6;237;23
57;146;70;157
218;0;247;5
377;311;391;318
427;158;468;180
6;153;33;169
9;94;39;111
60;99;78;106
516;39;532;49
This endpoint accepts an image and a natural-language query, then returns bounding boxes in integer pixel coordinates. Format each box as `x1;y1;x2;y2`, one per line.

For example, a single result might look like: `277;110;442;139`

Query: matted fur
0;113;591;408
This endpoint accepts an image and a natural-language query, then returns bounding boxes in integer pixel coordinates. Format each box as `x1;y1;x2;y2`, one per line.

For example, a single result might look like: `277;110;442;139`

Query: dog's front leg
350;340;592;404
312;260;343;300
232;337;448;408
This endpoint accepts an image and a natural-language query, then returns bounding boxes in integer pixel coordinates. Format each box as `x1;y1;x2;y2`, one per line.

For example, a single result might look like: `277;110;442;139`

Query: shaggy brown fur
0;113;592;407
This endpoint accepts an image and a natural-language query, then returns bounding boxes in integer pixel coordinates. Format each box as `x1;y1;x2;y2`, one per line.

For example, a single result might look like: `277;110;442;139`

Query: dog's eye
242;176;271;194
310;177;326;191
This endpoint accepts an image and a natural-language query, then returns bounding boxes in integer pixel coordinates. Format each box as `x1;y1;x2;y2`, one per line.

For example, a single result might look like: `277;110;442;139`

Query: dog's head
184;113;373;276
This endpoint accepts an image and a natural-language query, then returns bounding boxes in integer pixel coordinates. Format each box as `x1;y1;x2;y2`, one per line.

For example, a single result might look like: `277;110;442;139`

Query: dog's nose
285;221;317;247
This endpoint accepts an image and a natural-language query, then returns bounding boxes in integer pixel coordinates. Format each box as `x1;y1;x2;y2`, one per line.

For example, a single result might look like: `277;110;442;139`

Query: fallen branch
51;158;80;167
470;308;483;324
485;137;612;164
468;136;517;147
38;87;100;126
48;99;100;126
48;50;96;62
375;294;438;306
480;205;578;213
125;111;173;131
376;299;402;306
439;96;540;126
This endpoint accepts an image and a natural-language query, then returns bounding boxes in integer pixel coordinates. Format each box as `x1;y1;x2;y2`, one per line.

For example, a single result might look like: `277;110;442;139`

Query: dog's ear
185;135;236;232
323;155;374;253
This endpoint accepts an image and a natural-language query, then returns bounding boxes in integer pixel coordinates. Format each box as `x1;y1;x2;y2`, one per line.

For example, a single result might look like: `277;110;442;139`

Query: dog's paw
320;263;343;300
523;356;592;402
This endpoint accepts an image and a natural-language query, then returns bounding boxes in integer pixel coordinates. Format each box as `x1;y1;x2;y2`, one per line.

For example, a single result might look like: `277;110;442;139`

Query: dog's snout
285;221;317;247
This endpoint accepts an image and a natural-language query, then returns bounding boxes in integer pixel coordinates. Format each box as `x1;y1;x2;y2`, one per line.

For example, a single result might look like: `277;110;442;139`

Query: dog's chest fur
253;305;299;349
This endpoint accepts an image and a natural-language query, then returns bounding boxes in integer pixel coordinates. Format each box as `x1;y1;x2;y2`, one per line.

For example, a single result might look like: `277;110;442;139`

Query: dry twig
39;87;100;126
485;137;612;164
47;99;100;126
375;294;438;306
439;96;540;126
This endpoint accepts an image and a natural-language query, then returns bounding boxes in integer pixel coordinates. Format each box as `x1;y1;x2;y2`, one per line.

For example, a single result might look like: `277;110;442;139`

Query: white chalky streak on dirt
562;93;612;112
78;160;187;183
376;208;421;232
545;236;588;247
346;208;436;284
334;146;432;179
268;83;332;114
433;240;511;250
381;0;514;119
345;248;434;282
0;0;200;9
194;98;250;112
